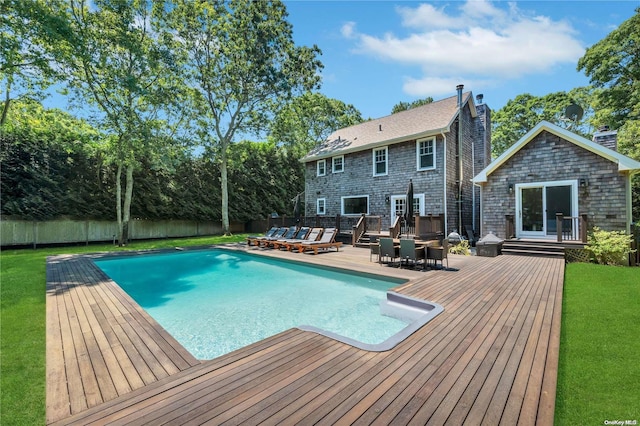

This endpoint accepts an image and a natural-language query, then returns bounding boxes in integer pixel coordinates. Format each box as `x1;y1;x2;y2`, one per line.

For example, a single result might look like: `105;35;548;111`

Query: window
332;155;344;173
417;138;435;170
373;147;388;176
317;159;326;176
341;195;369;215
317;198;326;215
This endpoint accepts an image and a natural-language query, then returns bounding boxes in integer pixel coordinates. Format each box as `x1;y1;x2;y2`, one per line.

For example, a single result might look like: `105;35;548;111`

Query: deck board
47;245;564;425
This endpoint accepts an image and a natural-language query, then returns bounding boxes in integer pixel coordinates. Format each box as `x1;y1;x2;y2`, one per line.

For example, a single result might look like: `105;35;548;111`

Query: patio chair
427;239;449;269
369;235;380;262
282;227;323;251
295;228;342;255
379;237;398;266
246;226;279;246
399;238;425;269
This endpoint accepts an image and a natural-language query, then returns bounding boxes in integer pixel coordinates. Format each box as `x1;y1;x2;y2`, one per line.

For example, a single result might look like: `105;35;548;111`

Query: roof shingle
302;92;474;162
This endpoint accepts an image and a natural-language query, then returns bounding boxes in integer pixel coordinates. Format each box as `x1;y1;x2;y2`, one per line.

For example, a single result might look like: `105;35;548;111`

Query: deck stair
502;239;583;258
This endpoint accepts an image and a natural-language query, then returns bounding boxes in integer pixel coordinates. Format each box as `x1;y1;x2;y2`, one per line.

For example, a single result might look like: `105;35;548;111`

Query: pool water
95;249;409;360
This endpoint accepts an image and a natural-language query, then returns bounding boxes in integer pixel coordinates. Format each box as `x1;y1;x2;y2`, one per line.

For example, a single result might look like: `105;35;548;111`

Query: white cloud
341;21;357;39
346;1;585;97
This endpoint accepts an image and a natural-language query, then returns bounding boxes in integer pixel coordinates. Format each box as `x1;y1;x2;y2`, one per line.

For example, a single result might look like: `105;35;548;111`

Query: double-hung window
332;155;344;173
417;137;435;170
373;147;388;176
317;159;326;176
317;198;326;215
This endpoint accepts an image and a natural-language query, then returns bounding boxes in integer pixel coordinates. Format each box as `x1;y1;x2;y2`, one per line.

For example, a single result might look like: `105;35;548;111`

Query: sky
41;1;637;121
283;0;637;119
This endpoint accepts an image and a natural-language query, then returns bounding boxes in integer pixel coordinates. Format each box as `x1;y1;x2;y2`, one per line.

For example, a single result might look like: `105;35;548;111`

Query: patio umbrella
293;193;301;222
406;179;414;225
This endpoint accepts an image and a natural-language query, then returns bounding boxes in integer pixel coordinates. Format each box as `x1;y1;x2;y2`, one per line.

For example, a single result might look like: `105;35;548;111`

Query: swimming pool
95;248;442;360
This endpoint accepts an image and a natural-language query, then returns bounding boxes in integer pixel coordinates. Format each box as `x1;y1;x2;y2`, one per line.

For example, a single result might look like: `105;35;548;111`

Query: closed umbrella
406;179;414;225
293;193;301;223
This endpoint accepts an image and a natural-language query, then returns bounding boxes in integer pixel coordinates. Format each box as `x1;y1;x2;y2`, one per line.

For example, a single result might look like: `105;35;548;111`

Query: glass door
519;187;544;236
391;195;406;226
545;185;572;236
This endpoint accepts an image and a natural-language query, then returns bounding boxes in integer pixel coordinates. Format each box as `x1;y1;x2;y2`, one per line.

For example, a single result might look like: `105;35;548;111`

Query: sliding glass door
516;181;577;238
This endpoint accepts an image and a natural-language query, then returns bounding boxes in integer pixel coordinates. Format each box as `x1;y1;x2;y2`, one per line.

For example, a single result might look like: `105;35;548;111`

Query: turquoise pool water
94;249;409;360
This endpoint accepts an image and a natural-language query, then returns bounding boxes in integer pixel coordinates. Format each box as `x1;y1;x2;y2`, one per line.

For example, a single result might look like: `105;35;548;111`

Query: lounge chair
253;227;287;247
246;226;279;246
279;227;323;251
271;227;311;250
399;238;425;269
379;237;398;266
260;226;297;248
295;228;342;255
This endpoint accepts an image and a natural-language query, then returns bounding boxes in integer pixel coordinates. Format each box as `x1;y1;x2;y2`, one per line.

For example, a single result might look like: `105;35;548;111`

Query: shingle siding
480;130;629;239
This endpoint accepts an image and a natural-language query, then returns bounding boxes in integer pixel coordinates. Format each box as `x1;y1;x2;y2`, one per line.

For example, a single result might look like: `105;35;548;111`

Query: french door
516;181;577;238
390;194;425;226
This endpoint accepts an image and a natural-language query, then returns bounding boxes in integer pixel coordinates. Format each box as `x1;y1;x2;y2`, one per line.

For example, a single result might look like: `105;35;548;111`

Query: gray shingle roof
302;92;474;162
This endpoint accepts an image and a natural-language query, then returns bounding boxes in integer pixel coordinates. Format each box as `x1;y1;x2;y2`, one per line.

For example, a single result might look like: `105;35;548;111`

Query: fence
1;218;244;248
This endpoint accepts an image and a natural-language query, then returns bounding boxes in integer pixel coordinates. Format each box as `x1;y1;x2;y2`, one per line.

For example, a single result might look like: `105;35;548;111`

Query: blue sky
284;0;637;119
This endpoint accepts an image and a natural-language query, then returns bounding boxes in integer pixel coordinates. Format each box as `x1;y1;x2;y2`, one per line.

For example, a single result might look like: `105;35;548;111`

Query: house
301;86;491;237
472;121;640;241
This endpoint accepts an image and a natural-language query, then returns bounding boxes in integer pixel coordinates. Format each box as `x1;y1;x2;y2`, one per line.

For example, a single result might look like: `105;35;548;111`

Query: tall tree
391;97;434;114
577;8;640;130
0;0;70;125
491;88;596;157
164;0;322;235
60;0;185;245
269;92;362;157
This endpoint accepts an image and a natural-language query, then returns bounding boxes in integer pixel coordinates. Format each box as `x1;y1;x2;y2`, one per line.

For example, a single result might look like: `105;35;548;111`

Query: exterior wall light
508;182;514;194
579;178;588;188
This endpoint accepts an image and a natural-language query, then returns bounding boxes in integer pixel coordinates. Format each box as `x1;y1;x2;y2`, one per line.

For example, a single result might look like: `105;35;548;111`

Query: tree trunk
122;164;134;245
220;144;231;235
0;83;11;127
116;164;123;245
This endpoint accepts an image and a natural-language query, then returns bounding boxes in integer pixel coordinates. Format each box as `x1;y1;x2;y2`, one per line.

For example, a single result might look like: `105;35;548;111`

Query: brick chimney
592;125;617;151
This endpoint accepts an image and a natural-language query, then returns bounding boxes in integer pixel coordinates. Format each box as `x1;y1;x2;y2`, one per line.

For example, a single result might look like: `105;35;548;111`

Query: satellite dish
564;103;584;122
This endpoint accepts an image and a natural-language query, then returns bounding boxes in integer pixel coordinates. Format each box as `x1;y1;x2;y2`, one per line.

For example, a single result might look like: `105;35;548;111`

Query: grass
555;262;640;424
0;234;247;426
2;243;638;425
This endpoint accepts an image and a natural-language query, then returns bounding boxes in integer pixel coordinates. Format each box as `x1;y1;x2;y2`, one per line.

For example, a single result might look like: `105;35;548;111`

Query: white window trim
332;155;344;173
416;137;436;171
341;195;370;216
316;198;326;215
317;159;326;177
372;146;388;177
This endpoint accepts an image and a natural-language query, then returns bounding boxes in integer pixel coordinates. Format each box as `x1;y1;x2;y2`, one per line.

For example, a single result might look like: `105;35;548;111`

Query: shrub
585;227;635;266
448;239;471;255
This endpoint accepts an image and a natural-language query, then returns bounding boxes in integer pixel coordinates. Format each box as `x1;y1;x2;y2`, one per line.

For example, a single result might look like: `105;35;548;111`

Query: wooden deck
47;245;564;425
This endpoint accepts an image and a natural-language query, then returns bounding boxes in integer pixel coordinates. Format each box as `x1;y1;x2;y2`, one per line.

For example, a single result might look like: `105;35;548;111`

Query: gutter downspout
472;141;476;232
441;130;448;236
456;84;464;233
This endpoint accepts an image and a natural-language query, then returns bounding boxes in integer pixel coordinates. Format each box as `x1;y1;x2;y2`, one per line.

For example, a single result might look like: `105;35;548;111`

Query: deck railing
352;214;366;246
389;215;401;239
556;213;588;243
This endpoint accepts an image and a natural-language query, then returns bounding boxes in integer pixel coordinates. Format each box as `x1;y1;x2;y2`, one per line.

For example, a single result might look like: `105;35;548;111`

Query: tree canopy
163;0;323;234
391;97;434;114
577;7;640;130
269;92;363;156
490;88;596;157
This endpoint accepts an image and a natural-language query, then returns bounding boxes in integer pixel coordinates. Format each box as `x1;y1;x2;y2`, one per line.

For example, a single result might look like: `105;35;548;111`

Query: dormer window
317;159;326;176
417;137;436;170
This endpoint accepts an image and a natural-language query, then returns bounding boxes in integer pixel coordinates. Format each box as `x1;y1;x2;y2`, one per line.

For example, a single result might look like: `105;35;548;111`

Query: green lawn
2;243;638;425
0;235;247;426
555;262;640;424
